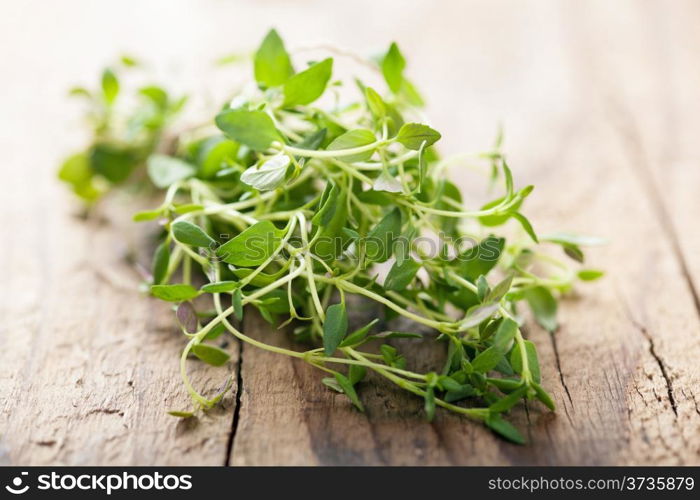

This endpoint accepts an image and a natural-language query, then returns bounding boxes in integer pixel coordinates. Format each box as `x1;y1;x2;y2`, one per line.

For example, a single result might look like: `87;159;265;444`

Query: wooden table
1;0;699;465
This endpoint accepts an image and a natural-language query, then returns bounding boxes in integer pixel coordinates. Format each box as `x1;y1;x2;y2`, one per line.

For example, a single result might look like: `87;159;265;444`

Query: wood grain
0;192;239;465
1;0;699;465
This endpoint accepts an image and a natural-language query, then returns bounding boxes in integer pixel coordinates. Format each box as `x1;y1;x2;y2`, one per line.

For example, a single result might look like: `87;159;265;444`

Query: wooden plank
0;176;238;465
230;313;458;466
0;1;242;466
1;0;699;466
228;0;700;465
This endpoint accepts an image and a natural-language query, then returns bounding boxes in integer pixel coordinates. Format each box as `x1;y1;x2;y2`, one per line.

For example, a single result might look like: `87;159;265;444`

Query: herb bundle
60;30;603;443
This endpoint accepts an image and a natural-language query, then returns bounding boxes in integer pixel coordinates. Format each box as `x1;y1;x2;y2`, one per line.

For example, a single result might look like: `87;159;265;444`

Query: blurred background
2;0;699;233
1;0;699;465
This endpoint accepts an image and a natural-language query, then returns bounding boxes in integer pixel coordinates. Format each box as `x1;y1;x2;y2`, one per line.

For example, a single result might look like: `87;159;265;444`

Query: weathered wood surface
1;0;699;465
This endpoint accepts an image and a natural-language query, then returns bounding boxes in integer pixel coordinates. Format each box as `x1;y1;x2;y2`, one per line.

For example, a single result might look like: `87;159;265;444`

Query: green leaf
458;236;505;281
489;386;528;413
204;323;226;341
357;189;393;206
461;302;500;329
444;384;477;403
471;346;504;373
311;182;349;262
152;242;170;285
578;269;605;281
494;356;515;376
197;137;239;179
260;294;285;311
323;303;348;356
101;68;119;104
479;317;502;342
120;55;139;67
365;208;402;263
192;344;230;366
294;128;327;151
384;258;421;291
240;154;290;191
312;182;341;226
260;290;290;314
322;377;344;393
58;152;90;184
372;331;422;340
365;87;386;118
373;170;403;193
216;221;285;267
207;377;234;406
150;284;200;302
563;244;584;263
283;58;333;107
476;275;490;302
485;274;514;303
339;319;379;347
401;78;425;107
201;281;238;293
58;152;100;201
395;123;441;150
147;154;196;188
258;305;275;324
416;140;427;193
349;364;367;386
334;373;364;411
486;377;522;393
395;225;416;265
231;267;283;287
492;318;518;352
479;196;522;227
167;410;194;418
139;85;168;109
524;286;558;332
68;86;91;99
510;340;541;383
133;209;162;222
326;129;377;162
172;221;215;248
424;386;436;421
532;382;556;410
438;375;463;392
232;288;244;320
542;233;604;263
381;42;406;94
541;233;606;246
90;144;136;183
173;203;204;214
512;212;538;243
485;414;525;444
215;109;281;151
254;29;294;88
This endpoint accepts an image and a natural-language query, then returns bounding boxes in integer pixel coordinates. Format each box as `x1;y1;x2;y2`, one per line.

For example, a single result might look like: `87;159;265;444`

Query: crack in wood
224;338;244;466
84;408;123;417
644;335;678;417
620;301;678;418
547;331;575;428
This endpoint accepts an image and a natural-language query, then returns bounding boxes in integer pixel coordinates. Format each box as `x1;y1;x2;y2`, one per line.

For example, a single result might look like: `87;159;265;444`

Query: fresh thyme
59;30;603;444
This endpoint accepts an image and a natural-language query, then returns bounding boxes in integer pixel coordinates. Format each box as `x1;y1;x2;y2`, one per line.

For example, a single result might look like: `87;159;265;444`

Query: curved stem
281;139;389;159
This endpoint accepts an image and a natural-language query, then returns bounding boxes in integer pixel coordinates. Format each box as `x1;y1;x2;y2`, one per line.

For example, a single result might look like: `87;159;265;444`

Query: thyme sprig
59;30;603;444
